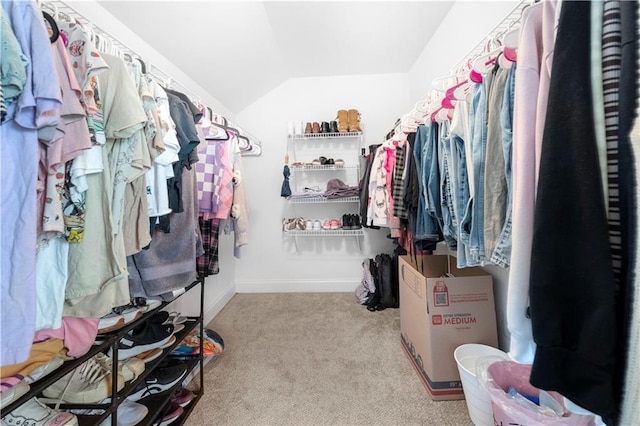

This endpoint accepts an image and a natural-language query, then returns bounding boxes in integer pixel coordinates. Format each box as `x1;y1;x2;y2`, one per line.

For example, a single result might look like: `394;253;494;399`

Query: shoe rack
284;132;365;253
1;278;206;426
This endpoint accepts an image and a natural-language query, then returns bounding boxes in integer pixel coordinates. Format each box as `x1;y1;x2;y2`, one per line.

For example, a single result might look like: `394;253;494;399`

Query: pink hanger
445;80;468;100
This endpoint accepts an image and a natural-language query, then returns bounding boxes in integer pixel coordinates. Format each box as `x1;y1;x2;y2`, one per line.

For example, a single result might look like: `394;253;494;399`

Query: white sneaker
0;381;30;410
1;397;78;426
42;354;124;404
97;313;125;333
101;399;148;426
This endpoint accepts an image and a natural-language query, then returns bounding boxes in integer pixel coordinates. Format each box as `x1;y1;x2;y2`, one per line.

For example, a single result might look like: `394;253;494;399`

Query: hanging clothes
0;0;62;366
529;2;616;422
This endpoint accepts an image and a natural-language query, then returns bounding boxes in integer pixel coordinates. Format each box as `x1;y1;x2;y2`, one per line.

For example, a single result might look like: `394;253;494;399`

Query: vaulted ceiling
96;1;454;114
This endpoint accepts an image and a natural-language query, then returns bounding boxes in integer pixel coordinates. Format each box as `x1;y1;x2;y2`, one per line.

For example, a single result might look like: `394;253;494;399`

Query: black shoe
127;363;188;401
112;322;174;359
329;121;339;133
321;122;330;133
343;214;353;230
352;214;362;229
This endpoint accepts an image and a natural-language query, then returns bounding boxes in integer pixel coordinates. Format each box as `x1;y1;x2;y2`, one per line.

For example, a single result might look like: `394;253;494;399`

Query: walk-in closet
1;1;638;425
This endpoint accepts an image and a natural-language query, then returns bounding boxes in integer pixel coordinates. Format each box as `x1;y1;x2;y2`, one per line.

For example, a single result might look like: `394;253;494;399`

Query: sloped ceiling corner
96;1;454;114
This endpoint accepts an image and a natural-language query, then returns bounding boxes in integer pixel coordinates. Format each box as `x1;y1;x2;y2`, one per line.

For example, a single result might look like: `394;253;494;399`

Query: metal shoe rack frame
0;278;206;426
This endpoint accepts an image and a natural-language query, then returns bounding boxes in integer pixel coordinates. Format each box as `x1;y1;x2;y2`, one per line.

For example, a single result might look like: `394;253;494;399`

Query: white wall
235;73;412;292
408;1;520;101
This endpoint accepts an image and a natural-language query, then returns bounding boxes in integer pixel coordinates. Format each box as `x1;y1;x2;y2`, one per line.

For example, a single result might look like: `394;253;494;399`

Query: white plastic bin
454;343;509;426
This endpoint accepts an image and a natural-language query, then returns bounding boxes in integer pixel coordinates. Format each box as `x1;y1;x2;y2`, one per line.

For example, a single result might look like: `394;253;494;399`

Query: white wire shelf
286;196;360;204
290;165;357;172
288;132;362;140
283;229;365;237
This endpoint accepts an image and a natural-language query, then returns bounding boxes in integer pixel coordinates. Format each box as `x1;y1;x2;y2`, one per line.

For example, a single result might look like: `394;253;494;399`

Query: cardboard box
399;255;498;400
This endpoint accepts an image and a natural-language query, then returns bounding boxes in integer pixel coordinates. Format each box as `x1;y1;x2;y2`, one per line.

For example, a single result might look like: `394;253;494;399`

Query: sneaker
119;357;145;383
171;387;196;408
135;348;163;364
155;402;183;425
164;312;188;326
101;399;147;426
1;397;78;426
140;299;162;313
342;214;353;230
0;381;30;410
42;354;124;404
126;363;188;402
111;322;174;360
97;313;125;334
24;356;65;384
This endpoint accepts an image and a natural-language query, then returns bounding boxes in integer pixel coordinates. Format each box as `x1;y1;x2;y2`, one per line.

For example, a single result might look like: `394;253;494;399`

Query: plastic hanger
135;57;147;74
445;80;469;101
42;11;59;43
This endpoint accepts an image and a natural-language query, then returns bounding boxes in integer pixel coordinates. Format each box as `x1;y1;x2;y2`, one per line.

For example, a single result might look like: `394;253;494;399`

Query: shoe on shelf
352;214;362;229
336;110;349;132
126;363;188;402
119;356;145;383
171;387;196;408
305;220;313;230
135;348;163;364
329;121;339;133
313;220;322;231
296;218;306;231
347;109;361;132
24;356;65;384
110;321;174;360
282;218;296;232
100;399;148;426
139;299;162;313
97;313;125;334
330;219;341;230
165;312;188;326
321;220;332;230
155;401;183;426
0;380;30;410
42;354;124;404
148;310;170;325
342;214;353;230
1;397;78;426
320;122;330;133
304;122;312;134
311;122;320;133
334;159;344;167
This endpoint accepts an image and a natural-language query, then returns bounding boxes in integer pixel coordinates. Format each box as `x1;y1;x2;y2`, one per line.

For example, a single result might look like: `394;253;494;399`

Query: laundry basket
454;344;509;425
477;360;596;425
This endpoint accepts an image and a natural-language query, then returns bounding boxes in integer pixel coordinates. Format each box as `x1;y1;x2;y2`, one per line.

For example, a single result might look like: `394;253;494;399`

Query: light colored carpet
185;293;473;426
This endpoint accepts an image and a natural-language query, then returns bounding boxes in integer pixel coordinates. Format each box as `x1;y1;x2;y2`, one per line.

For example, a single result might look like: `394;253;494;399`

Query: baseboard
203;282;236;325
235;279;358;293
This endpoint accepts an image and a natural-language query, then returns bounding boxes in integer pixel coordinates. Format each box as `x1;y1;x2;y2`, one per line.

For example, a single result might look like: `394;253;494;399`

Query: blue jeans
414;125;440;241
491;64;516;267
460;82;489;265
438;120;457;250
450;133;473;267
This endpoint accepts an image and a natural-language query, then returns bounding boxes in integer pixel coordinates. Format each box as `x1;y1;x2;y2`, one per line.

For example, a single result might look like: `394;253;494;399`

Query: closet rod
446;0;528;75
43;1;202;104
42;0;262;155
